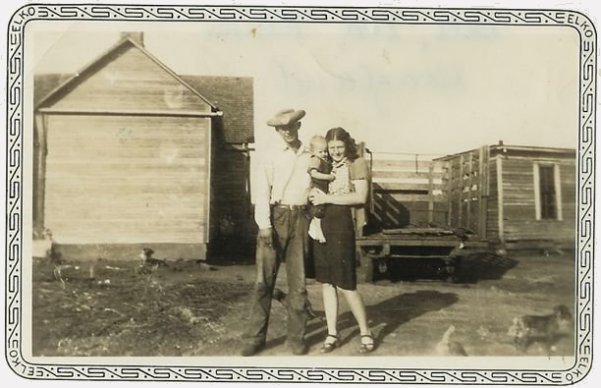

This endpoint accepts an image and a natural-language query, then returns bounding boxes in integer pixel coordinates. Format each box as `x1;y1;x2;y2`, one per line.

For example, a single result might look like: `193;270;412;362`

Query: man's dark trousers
245;206;310;350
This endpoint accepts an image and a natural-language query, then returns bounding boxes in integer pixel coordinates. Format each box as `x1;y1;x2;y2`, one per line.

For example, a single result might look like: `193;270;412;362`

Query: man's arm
253;151;273;230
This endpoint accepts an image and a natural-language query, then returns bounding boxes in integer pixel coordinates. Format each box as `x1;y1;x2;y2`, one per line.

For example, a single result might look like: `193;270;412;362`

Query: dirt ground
32;250;575;357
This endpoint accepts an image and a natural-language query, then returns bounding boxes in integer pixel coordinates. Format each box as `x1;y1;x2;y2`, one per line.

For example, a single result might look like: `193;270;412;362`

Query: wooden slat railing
365;151;448;228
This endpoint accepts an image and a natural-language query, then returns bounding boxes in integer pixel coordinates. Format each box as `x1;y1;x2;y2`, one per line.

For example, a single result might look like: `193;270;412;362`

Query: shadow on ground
370;251;519;284
455;252;519;283
264;290;458;351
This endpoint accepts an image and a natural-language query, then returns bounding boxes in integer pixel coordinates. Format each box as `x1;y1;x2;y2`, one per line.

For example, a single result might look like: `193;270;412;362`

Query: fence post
478;146;489;239
415;153;419;173
445;160;452;227
466;152;473;230
356;142;367;237
428;163;434;224
458;154;464;228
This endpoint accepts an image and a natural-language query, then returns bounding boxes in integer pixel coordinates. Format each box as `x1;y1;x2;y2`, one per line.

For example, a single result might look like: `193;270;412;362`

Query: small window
533;163;562;221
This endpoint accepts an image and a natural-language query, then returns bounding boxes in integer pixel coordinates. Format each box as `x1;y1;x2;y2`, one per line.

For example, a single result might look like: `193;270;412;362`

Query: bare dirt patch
32;251;575;357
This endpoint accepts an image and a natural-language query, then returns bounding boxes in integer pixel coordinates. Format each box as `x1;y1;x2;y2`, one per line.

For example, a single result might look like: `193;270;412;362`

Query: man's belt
272;203;308;210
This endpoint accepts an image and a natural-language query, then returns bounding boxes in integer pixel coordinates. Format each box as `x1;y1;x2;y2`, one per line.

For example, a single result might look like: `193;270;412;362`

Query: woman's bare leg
339;288;370;336
322;283;339;337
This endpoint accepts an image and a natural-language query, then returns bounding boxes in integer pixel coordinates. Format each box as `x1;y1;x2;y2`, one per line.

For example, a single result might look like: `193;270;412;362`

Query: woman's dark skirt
313;204;357;290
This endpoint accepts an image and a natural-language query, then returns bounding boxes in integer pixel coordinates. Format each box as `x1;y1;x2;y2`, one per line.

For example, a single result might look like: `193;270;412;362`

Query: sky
27;20;580;157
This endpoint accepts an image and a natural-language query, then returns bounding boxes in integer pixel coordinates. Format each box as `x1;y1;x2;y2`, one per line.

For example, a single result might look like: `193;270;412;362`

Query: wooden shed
33;33;255;260
436;143;576;249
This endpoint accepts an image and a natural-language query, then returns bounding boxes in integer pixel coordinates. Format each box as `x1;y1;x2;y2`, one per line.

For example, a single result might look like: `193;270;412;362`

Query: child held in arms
307;135;336;243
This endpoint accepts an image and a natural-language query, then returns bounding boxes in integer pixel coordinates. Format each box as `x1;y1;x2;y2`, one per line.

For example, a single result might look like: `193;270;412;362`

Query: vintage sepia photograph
3;1;596;384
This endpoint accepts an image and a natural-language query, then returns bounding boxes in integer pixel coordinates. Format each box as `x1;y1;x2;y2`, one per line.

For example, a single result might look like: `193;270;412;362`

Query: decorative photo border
5;3;596;384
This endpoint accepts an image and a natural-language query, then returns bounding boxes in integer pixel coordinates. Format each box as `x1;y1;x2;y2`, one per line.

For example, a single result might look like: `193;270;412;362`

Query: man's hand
258;228;274;248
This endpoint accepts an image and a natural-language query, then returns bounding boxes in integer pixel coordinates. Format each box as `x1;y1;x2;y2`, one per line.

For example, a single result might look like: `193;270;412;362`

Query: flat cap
266;109;306;127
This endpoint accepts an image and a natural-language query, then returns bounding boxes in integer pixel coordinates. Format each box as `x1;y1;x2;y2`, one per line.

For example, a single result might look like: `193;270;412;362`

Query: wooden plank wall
369;152;447;228
501;157;576;242
48;44;212;113
44;115;211;244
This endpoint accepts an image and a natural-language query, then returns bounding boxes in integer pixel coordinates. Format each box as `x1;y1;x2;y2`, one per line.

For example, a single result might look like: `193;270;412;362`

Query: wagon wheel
442;256;463;283
356;248;374;283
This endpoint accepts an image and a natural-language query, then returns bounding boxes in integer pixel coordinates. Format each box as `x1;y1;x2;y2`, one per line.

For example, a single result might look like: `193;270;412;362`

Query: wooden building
33;33;254;260
436;143;576;249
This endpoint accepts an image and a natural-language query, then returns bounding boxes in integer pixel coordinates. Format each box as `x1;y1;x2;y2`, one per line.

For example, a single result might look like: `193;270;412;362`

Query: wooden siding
44;115;210;244
47;44;212;113
36;73;253;145
501;157;576;242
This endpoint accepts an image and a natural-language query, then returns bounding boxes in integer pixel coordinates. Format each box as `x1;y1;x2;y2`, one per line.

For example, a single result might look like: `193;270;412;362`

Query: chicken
48;244;66;288
138;248;168;274
435;325;468;356
508;305;572;353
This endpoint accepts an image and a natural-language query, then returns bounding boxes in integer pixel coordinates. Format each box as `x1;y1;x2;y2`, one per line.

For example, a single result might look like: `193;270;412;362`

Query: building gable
37;39;215;113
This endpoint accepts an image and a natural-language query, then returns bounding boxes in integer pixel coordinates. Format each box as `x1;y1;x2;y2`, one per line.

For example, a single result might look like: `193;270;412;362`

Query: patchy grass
32;251;576;357
32;258;253;356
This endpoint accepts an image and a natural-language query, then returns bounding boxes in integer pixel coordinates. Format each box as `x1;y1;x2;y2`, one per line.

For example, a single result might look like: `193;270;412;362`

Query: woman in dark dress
310;127;374;354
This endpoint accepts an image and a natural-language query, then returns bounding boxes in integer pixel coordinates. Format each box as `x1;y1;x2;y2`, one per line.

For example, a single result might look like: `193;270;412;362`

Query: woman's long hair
325;127;359;161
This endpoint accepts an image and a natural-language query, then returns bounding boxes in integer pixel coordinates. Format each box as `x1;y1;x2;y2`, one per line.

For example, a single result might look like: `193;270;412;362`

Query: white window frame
532;162;563;221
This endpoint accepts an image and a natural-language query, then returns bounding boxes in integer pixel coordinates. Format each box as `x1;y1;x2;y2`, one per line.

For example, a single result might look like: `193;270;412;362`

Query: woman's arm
310;180;368;206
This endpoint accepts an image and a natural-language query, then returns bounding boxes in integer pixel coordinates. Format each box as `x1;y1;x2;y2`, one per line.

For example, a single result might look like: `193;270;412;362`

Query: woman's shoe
320;334;340;353
359;333;375;354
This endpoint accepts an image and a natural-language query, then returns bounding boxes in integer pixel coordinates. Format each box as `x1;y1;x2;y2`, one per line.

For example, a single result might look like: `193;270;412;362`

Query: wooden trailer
33;33;255;261
436;143;576;251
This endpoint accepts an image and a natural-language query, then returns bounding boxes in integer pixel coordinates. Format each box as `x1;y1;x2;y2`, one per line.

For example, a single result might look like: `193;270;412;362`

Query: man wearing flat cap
242;109;312;356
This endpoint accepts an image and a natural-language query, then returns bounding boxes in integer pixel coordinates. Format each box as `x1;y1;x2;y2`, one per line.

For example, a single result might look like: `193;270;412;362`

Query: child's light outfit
307;155;331;243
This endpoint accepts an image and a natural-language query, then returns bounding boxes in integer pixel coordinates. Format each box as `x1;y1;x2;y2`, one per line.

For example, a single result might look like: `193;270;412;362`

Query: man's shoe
289;341;308;355
241;342;265;357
